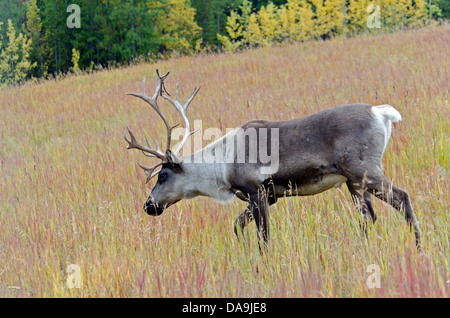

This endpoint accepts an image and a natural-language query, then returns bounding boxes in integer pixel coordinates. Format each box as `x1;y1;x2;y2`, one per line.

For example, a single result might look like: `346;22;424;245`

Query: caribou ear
166;149;182;165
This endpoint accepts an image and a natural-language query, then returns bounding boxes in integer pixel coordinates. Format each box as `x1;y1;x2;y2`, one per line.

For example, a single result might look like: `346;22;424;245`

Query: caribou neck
179;150;233;203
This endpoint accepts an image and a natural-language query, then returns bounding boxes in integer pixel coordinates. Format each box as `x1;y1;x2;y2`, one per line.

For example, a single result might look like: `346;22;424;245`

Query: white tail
371;104;402;156
373;104;402;122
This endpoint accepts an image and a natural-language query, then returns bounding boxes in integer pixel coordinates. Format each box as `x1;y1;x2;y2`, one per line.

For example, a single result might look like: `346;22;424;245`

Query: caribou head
124;70;200;216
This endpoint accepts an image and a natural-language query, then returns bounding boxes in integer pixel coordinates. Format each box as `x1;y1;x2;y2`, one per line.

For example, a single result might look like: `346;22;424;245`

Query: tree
71;48;81;73
217;0;254;51
410;0;428;26
257;2;281;45
249;0;287;9
346;0;370;34
156;0;202;54
0;0;28;40
427;0;443;19
377;0;429;29
40;0;72;76
311;0;345;39
25;0;43;77
0;19;36;85
217;10;244;52
244;11;264;46
439;0;450;18
278;0;314;42
191;0;239;47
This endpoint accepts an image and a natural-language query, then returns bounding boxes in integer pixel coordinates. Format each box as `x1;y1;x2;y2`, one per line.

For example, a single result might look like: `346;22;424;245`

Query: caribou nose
143;200;164;216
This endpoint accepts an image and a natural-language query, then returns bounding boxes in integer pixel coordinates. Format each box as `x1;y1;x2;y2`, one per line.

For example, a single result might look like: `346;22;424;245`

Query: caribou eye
158;172;168;184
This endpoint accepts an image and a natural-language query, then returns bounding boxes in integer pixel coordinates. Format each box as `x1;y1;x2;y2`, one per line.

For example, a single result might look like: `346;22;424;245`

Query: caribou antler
125;70;200;182
124;126;165;160
162;81;200;155
126;70;178;152
137;161;163;184
125;70;175;181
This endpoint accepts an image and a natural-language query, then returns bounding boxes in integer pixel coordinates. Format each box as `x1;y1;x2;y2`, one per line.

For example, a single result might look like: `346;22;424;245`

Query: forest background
0;0;449;85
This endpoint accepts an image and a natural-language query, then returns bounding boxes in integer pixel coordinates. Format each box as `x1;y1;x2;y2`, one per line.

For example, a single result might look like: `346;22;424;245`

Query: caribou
124;70;422;252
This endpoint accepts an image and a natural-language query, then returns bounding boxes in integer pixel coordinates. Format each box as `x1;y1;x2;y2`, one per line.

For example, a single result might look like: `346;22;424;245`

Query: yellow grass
0;25;448;297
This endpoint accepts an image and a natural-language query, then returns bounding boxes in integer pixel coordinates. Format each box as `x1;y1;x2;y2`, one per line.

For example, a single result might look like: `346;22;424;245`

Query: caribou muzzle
143;199;164;216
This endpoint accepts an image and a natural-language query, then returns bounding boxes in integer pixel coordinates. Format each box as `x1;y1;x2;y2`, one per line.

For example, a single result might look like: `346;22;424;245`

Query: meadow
0;24;448;297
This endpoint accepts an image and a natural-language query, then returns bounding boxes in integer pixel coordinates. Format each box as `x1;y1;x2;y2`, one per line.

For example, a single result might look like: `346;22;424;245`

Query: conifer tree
25;0;43;77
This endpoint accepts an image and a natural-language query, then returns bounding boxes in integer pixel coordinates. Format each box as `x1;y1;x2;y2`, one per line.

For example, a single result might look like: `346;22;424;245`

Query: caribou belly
275;173;348;196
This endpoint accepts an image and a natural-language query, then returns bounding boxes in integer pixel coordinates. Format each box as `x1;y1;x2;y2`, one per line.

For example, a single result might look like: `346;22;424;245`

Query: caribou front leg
234;205;254;243
234;185;277;250
250;188;270;254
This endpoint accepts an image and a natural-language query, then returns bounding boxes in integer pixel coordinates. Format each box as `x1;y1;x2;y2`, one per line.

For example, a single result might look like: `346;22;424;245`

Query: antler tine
136;161;163;184
124;126;166;160
126;70;176;151
162;84;201;155
140;136;161;158
154;70;170;99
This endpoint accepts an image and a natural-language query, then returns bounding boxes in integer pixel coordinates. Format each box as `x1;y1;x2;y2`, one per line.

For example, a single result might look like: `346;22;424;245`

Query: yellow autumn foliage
311;0;346;38
278;0;315;42
218;0;430;52
156;0;202;54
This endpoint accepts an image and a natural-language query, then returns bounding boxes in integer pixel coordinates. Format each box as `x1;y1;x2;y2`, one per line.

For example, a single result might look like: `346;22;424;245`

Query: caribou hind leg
346;170;421;248
366;176;422;248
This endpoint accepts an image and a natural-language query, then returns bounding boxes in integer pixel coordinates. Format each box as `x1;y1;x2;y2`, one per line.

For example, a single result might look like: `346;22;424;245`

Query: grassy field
0;25;448;298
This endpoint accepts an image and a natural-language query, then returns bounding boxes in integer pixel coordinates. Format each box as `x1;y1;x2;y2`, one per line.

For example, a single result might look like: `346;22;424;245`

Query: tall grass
0;25;448;297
